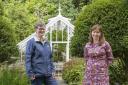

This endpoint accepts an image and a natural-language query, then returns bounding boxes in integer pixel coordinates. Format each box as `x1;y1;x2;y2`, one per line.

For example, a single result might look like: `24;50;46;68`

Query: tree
72;0;91;10
3;0;58;42
3;1;36;42
0;1;17;63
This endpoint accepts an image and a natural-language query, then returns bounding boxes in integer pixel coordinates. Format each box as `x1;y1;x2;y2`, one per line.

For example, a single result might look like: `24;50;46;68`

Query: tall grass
0;66;30;85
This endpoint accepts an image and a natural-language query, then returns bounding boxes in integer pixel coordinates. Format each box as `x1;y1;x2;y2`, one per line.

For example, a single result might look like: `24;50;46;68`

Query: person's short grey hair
34;21;46;29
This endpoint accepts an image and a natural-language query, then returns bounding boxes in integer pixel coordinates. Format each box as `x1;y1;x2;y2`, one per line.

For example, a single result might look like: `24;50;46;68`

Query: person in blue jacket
25;21;58;85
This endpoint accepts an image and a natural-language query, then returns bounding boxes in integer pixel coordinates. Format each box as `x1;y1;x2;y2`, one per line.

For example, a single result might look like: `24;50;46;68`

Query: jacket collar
34;35;47;44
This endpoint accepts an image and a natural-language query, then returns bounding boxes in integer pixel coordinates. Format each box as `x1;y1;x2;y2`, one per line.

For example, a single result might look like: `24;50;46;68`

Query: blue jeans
31;75;58;85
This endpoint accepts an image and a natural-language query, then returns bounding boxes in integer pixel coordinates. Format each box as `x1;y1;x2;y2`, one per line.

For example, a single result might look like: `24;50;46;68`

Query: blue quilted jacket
25;38;54;78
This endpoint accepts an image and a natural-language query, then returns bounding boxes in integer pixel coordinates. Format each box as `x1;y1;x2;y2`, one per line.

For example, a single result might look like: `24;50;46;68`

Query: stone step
57;79;67;85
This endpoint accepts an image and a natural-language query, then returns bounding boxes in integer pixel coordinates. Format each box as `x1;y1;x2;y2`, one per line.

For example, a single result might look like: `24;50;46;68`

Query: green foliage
72;0;91;10
109;58;128;85
48;30;67;41
3;0;57;42
0;1;3;15
60;0;78;22
48;0;78;22
4;1;36;41
62;58;85;84
47;30;67;62
25;0;56;22
52;44;66;62
52;55;63;62
0;1;18;63
0;16;17;63
0;67;30;85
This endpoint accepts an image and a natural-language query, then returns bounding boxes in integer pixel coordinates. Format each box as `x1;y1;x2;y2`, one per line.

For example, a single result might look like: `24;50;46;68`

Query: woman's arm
105;42;114;65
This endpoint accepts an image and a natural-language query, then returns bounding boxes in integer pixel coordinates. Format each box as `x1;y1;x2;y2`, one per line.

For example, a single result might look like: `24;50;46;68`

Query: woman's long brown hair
89;24;105;46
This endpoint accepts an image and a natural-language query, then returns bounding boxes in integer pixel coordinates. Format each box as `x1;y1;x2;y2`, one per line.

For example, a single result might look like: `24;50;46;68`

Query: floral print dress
83;41;114;85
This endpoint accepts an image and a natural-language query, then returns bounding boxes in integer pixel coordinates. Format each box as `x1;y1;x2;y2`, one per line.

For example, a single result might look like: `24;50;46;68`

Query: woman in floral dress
83;24;114;85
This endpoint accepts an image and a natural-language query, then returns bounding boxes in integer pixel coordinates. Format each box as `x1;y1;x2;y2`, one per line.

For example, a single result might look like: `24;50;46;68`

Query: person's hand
31;74;35;80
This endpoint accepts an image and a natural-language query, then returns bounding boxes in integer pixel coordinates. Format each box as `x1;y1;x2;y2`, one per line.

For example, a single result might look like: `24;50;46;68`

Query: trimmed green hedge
62;58;85;85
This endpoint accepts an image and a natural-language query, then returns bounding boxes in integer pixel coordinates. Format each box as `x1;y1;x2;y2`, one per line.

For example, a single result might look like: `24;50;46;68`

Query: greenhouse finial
58;1;62;15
